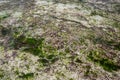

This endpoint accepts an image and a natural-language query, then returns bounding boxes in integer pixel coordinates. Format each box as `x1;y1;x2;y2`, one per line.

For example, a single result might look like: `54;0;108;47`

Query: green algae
112;21;120;29
0;12;10;21
14;35;45;57
87;50;120;72
90;10;107;17
113;4;120;13
13;35;60;66
18;73;34;80
0;69;4;78
0;27;11;36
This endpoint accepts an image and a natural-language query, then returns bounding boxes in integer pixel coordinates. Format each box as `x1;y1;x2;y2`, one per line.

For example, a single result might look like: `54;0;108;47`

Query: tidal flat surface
0;0;120;80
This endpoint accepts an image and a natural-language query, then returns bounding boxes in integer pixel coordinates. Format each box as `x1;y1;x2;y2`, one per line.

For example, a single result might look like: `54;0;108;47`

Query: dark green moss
113;4;120;13
14;35;45;57
38;58;49;66
84;65;91;76
74;57;82;63
19;73;34;79
113;43;120;50
1;27;11;36
41;54;59;65
0;13;10;21
38;55;59;66
0;69;4;78
69;78;74;80
99;58;120;72
90;10;106;17
112;21;120;29
87;50;120;72
65;47;71;53
90;11;98;16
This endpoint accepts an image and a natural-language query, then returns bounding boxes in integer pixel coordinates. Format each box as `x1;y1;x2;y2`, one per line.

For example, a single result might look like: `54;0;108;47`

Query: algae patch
14;35;45;57
87;50;120;72
0;12;10;21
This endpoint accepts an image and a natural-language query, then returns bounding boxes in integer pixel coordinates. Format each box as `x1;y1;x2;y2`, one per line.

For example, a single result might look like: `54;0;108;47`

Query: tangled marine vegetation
0;0;120;80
